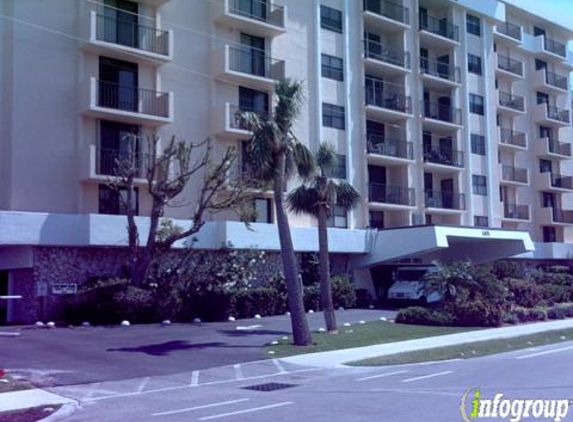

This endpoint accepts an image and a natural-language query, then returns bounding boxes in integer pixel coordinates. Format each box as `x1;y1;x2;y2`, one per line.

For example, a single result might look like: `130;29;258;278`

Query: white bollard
228;316;236;322
120;320;130;327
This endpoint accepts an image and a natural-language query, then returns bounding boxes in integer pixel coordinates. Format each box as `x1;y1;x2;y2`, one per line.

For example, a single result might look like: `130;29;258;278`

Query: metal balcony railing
421;100;461;125
418;14;459;42
365;78;411;113
496;54;523;76
228;0;285;28
424;190;466;210
97;80;170;117
549;173;573;190
423;145;463;168
545;105;571;124
96;8;170;56
496;21;521;41
369;183;415;206
419;57;460;83
498;91;525;112
228;45;285;80
547;139;572;157
545;71;568;90
501;165;528;184
552;208;573;224
366;133;413;160
543;36;567;58
96;147;146;179
229;104;268;130
499;128;526;148
504;204;529;220
363;39;411;69
363;0;410;25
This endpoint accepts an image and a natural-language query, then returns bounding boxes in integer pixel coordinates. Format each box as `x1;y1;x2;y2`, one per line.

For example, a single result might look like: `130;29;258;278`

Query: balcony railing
545;71;568;91
97;80;170;117
424;190;466;210
228;0;285;28
96;147;146;179
363;0;410;25
498;91;525;112
419;57;460;83
369;183;415;206
496;54;523;76
495;21;522;41
363;39;411;69
96;9;170;56
366;133;413;160
552;208;573;224
549;173;573;190
229;104;268;130
228;45;285;80
365;79;411;113
421;100;461;125
545;105;571;124
504;204;529;220
499;128;526;148
419;14;459;42
547;138;572;157
501;165;528;184
543;36;567;58
423;145;463;168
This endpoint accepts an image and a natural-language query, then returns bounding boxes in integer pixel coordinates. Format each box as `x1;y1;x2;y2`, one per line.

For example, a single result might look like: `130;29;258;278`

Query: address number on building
52;284;78;295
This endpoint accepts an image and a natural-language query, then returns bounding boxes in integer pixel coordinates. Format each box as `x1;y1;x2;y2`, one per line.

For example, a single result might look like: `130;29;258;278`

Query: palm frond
286;185;320;217
236;110;265;133
315;143;337;175
291;141;316;181
334;182;362;210
274;79;304;134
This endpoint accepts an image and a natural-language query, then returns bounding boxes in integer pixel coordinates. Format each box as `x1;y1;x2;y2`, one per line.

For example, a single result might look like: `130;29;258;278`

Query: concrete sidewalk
281;318;573;368
0;389;76;413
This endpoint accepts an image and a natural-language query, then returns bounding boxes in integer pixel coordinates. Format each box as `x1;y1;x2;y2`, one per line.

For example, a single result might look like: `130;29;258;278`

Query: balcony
82;145;148;185
419;57;461;88
212;0;286;38
424;190;466;212
498;128;527;150
421;100;462;129
500;164;529;186
534;69;568;93
81;77;173;126
418;14;459;46
363;0;410;31
363;40;411;77
524;34;569;62
364;79;411;121
503;203;531;222
423;145;463;170
366;133;413;165
539;172;573;193
541;207;573;226
493;21;522;44
497;91;525;115
369;183;415;209
211;103;268;139
211;44;285;91
534;103;571;127
535;137;572;159
542;36;567;59
82;8;173;65
494;54;523;80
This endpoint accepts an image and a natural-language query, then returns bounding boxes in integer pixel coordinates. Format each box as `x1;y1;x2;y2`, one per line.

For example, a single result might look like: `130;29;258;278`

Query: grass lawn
0;405;61;422
348;328;573;366
265;321;478;358
0;375;34;394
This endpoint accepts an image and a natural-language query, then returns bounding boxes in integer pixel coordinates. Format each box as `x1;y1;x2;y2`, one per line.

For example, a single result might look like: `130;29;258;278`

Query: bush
492;260;524;280
547;303;573;320
502;311;518;325
396;306;454;326
539;284;571;304
504;278;543;308
230;288;287;319
513;306;549;323
451;301;502;327
303;275;357;312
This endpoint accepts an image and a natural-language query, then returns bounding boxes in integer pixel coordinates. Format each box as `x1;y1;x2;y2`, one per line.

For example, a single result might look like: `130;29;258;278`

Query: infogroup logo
460;388;571;422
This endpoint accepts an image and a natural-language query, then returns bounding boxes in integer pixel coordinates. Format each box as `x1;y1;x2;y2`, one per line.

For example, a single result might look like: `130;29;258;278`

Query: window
467;54;482;75
321;54;344;81
326;205;347;228
543;226;556;243
320;5;342;33
239;87;268;114
466;14;481;36
98;185;139;215
474;216;488;227
325;154;347;179
369;211;384;229
539;159;552;173
252;198;272;224
469;94;484;115
537;92;549;105
472;175;487;196
322;103;345;130
535;59;547;71
471;134;486;156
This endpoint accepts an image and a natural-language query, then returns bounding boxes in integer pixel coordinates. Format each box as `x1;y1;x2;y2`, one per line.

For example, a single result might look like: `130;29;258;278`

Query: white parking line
401;371;453;383
516;345;573;360
199;402;294;420
233;364;244;380
357;370;409;382
152;399;250;417
272;360;286;374
190;371;200;386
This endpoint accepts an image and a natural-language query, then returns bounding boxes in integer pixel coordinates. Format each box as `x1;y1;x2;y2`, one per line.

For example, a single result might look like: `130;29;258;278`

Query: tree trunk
132;202;161;285
273;153;313;346
317;204;337;333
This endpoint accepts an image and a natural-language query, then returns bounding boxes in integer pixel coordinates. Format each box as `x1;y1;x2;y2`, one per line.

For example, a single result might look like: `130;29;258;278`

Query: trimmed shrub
451;301;502;327
529;307;548;322
502;311;518;325
332;275;357;309
547;303;573;320
231;288;287;319
396;306;454;326
539;284;571;304
504;278;543;308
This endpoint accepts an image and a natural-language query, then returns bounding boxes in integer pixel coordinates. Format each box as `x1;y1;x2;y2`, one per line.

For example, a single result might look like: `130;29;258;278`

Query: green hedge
396;307;454;326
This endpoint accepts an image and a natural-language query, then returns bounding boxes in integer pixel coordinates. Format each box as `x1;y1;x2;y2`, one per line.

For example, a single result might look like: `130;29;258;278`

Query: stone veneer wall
9;246;351;323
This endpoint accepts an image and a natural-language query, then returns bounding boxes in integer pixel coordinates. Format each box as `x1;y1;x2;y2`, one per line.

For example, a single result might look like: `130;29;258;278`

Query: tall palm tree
287;143;361;333
238;79;314;346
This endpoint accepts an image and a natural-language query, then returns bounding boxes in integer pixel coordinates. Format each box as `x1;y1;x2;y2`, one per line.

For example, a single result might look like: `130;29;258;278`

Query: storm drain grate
242;382;298;392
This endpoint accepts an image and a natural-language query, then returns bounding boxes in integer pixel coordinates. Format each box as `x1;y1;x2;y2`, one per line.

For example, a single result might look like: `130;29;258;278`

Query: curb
39;403;79;422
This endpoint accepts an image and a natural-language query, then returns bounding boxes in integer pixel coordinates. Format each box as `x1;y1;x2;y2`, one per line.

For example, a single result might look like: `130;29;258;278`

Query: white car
387;266;441;303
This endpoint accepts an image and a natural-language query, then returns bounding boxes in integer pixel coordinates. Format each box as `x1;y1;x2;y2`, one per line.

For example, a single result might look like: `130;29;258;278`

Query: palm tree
238;79;314;346
287;143;361;333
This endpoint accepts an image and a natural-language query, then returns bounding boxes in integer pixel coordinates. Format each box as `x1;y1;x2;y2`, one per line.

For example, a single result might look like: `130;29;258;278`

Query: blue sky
503;0;573;33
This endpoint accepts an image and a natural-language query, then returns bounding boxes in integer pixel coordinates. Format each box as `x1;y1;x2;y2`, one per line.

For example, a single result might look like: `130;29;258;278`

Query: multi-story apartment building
0;0;571;322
